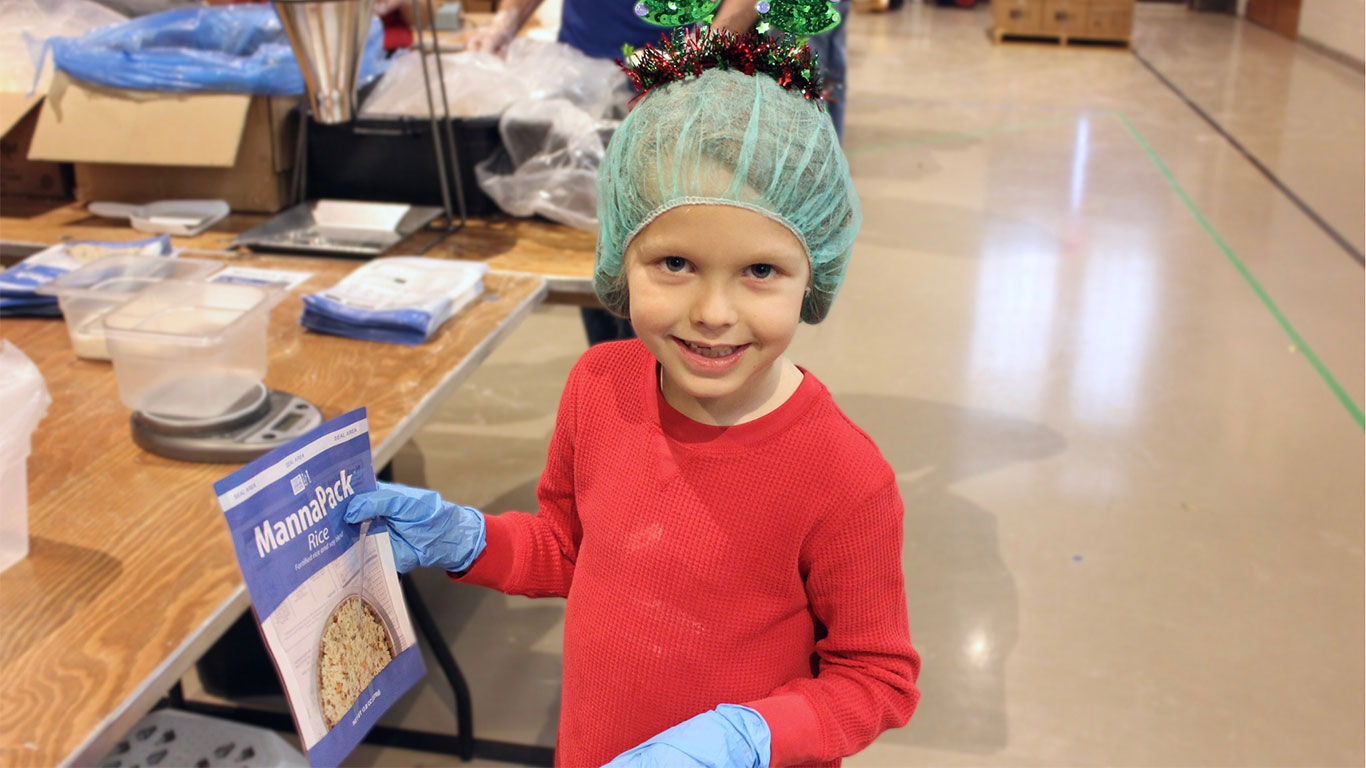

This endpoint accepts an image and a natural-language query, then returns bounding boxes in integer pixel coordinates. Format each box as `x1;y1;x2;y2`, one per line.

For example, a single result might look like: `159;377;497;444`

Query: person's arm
711;0;761;33
466;0;546;54
743;478;922;766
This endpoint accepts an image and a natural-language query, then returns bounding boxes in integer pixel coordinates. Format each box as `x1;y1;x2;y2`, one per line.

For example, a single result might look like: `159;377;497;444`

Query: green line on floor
1115;111;1365;431
848;115;1081;156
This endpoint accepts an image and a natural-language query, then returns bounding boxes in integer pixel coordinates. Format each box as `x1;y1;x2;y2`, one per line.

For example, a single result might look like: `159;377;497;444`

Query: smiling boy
345;38;920;768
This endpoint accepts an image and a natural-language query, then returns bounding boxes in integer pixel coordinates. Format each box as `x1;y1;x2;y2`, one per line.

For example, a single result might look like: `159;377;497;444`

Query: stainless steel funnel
272;0;374;124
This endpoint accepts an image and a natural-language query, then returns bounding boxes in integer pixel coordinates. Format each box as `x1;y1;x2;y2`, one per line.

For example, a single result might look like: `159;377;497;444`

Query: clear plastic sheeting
359;38;625;119
359;39;629;231
0;0;125;93
476;98;619;231
359;50;531;118
37;5;386;95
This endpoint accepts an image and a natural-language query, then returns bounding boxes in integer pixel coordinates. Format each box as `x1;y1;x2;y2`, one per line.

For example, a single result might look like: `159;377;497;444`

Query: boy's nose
690;283;737;329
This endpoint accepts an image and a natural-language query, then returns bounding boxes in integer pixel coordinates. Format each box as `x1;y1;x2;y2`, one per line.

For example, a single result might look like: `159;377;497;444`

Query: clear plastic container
0;342;51;575
34;254;223;360
102;280;273;420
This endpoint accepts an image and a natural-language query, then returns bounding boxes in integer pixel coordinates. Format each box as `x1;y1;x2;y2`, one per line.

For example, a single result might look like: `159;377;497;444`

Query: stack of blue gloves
343;481;773;768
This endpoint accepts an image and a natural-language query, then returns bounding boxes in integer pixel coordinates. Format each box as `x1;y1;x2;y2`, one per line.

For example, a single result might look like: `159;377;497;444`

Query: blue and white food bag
301;257;488;345
214;408;425;767
0;235;172;317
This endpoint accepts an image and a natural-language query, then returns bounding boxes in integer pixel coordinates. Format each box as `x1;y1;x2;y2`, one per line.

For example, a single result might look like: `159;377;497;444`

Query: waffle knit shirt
454;340;920;767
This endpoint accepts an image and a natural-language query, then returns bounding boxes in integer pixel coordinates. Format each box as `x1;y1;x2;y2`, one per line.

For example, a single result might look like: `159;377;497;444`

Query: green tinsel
619;26;826;105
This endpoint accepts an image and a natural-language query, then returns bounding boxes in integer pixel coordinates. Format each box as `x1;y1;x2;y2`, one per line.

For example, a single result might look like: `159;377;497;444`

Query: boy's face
625;204;810;420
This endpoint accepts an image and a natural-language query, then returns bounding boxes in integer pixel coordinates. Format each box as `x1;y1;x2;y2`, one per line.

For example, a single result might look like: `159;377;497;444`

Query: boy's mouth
673;337;749;359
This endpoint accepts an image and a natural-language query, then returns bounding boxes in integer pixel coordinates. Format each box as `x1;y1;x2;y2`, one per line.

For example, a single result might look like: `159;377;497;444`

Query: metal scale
131;382;323;463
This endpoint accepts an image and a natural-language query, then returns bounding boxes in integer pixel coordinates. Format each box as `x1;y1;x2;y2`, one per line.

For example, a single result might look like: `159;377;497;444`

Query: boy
347;27;920;768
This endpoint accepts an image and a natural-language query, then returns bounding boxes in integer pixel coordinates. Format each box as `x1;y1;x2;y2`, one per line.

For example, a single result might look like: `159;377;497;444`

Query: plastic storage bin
0;342;51;574
34;254;223;360
102;280;273;420
100;708;307;768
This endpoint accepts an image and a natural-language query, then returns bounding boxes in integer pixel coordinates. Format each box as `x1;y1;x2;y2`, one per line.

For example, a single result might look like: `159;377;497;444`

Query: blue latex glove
342;481;486;574
602;705;771;768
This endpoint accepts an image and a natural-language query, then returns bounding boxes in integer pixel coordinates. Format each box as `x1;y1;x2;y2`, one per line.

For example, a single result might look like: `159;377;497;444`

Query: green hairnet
595;66;861;324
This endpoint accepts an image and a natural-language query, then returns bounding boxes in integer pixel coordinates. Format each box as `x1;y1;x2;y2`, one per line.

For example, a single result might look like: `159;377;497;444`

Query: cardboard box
1;93;72;200
28;72;299;213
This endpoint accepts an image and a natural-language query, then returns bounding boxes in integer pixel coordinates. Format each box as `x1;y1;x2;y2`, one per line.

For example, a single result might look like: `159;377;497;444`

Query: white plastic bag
475;98;616;231
0;341;49;463
0;340;51;574
0;0;125;93
358;38;629;231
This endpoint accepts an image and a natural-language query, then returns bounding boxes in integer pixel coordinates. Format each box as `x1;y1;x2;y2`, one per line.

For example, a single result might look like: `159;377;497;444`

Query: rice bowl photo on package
316;595;396;730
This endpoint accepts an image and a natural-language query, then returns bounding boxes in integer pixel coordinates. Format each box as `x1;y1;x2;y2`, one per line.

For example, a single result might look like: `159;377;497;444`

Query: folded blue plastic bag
299;257;489;346
300;303;435;346
39;5;386;95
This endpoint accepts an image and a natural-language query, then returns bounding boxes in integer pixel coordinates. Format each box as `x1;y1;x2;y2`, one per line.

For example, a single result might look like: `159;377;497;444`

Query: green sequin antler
633;0;721;27
753;1;841;35
633;0;842;36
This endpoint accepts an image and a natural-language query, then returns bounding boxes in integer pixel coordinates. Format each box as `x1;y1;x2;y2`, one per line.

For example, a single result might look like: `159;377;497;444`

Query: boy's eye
747;264;775;279
663;256;689;272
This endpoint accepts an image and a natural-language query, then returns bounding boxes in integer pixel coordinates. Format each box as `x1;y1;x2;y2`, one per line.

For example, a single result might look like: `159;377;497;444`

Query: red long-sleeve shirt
454;340;919;766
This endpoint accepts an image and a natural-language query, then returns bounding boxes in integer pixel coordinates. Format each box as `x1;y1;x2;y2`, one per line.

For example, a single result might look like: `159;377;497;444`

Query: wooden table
0;252;546;767
0;199;599;302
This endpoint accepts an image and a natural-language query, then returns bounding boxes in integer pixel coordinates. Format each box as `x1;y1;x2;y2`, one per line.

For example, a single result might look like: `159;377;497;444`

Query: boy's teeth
686;341;737;358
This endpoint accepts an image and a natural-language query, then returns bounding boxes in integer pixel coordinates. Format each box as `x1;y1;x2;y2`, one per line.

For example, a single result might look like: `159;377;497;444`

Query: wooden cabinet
993;0;1043;33
1086;0;1134;39
991;0;1134;43
1040;0;1090;35
1246;0;1299;39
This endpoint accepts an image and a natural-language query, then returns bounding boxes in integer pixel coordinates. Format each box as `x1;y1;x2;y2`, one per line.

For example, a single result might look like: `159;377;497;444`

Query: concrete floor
318;3;1364;765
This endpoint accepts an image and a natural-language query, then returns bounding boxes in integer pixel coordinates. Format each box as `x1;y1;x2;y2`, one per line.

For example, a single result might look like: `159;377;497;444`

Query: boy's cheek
625;285;674;325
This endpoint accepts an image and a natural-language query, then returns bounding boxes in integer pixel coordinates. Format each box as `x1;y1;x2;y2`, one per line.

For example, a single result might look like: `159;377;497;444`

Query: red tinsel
617;27;826;108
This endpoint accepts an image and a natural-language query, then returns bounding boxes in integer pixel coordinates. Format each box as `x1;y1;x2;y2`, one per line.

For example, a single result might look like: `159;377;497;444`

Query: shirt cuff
745;693;825;767
447;512;517;589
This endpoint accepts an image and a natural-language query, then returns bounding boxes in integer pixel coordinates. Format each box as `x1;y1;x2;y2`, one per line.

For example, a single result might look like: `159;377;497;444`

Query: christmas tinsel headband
619;1;845;105
620;27;825;104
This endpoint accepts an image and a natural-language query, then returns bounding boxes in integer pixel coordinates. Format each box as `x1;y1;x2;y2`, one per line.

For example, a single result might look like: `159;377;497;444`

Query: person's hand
343;481;486;574
710;0;761;35
465;9;520;55
602;705;771;768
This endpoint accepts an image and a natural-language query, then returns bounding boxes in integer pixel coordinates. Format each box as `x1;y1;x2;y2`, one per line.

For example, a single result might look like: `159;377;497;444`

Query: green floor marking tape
1115;110;1364;431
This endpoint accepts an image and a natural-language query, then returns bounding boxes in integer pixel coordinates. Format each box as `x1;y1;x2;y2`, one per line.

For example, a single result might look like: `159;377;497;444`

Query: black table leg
400;571;474;760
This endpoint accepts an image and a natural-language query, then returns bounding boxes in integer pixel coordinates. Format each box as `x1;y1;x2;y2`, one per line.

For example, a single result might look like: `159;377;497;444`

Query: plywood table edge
63;587;252;767
489;267;594;298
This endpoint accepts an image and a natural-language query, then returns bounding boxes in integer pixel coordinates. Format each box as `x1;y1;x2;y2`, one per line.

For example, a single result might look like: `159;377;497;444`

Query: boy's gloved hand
342;481;486;574
602;705;771;768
